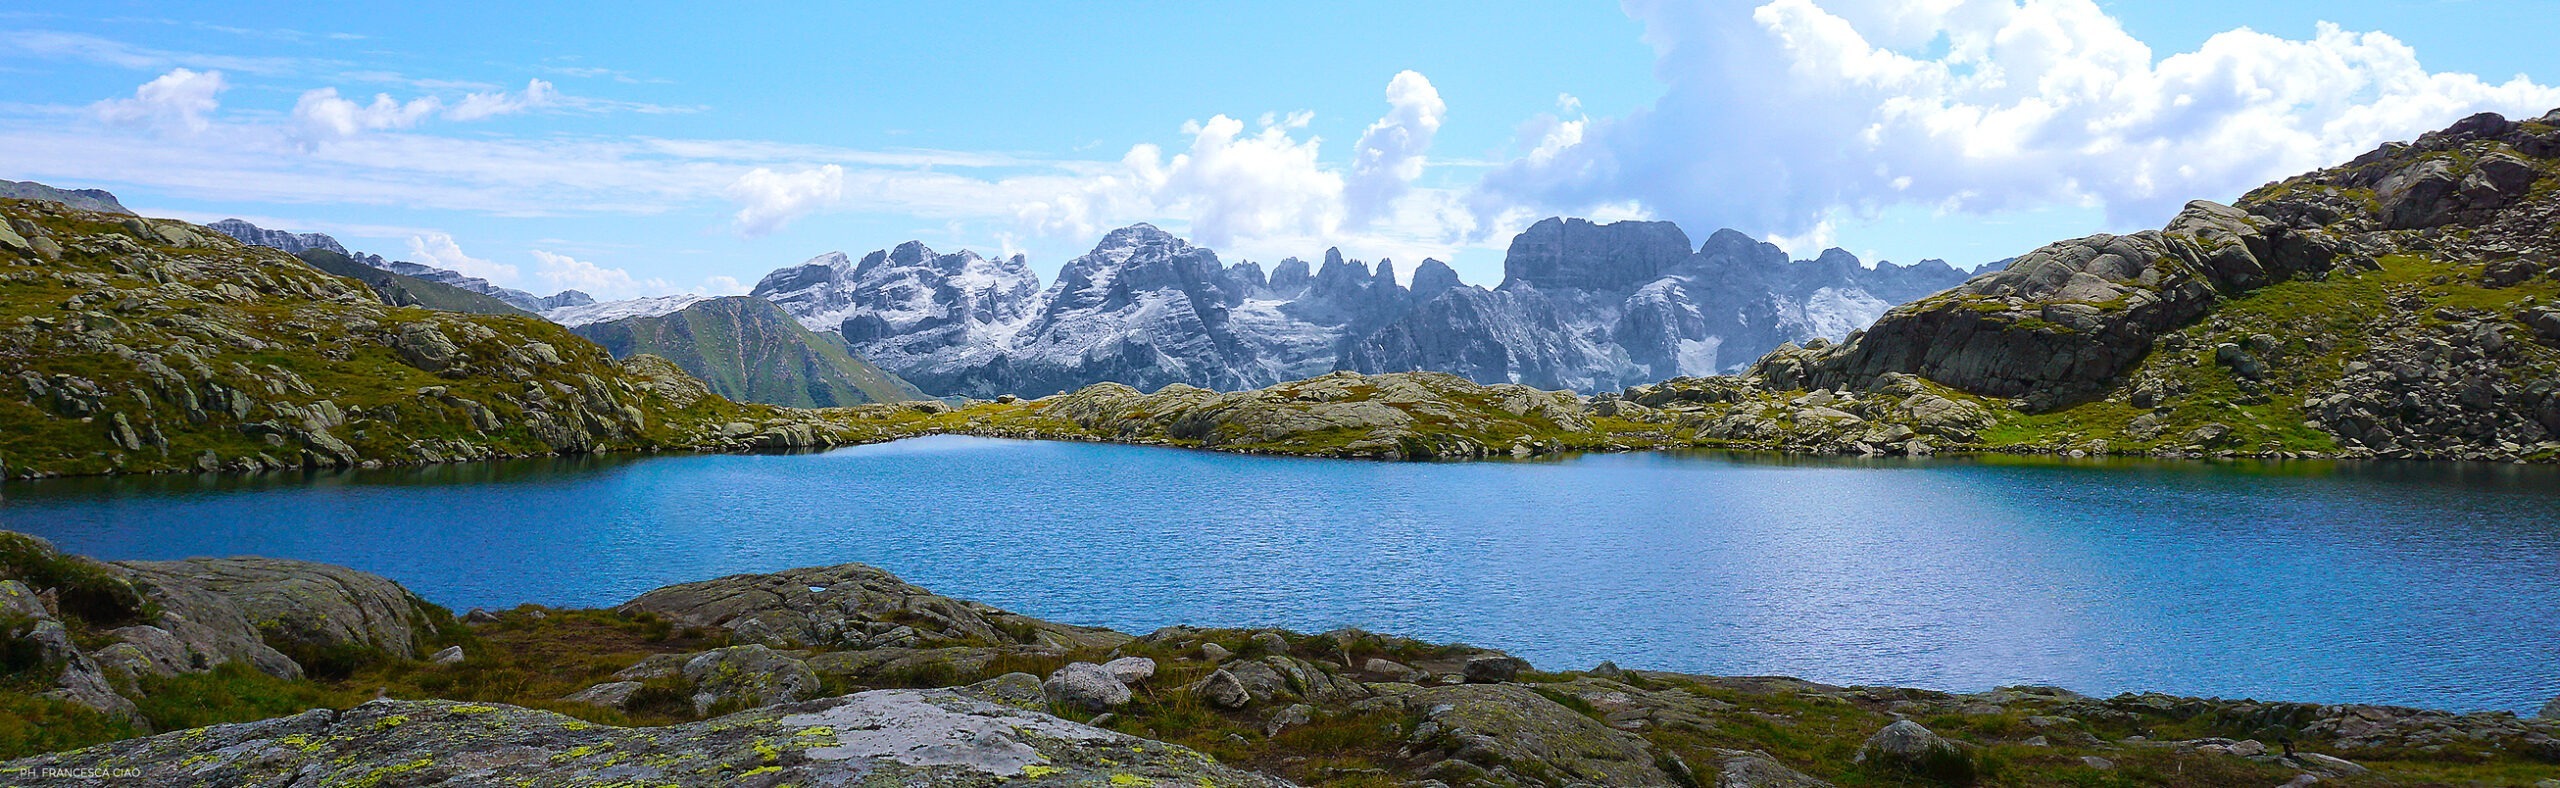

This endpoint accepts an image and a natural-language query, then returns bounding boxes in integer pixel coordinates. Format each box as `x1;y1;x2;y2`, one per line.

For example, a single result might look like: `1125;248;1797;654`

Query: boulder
1392;683;1686;786
392;323;462;371
560;681;644;709
1041;662;1131;711
1364;657;1423;681
2541;696;2560;720
1855;720;1969;776
680;645;819;714
616;563;1130;652
1100;656;1155;684
1713;749;1833;787
1464;654;1529;684
1200;642;1233;662
429;645;464;664
1194;669;1252;709
0;693;1287;787
117;557;448;662
1264;702;1314;737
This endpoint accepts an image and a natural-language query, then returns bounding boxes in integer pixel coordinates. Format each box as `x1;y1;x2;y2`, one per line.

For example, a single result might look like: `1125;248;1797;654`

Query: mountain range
210;216;1977;400
207;219;593;314
745;221;1979;398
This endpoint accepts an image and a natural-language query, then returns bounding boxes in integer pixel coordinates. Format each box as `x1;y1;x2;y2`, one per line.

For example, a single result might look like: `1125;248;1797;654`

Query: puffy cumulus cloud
724;164;844;237
1017;71;1460;250
1473;0;2560;242
293;79;561;140
405;232;519;283
92;68;226;134
1344;70;1447;227
532;249;669;298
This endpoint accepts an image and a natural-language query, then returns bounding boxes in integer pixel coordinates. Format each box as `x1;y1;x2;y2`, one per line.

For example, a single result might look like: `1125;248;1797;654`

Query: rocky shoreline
0;532;2552;786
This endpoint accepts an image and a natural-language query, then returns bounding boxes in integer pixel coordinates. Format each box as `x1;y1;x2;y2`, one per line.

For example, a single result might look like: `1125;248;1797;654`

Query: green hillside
571;296;926;408
0;198;875;479
293;248;535;318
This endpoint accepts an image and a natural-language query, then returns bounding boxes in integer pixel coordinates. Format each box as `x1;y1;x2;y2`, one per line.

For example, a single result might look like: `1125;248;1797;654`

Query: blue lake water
4;436;2557;714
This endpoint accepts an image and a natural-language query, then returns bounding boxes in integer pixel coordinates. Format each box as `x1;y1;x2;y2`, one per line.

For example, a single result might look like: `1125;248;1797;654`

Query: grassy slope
292;249;535;318
0;199;775;477
571;296;924;408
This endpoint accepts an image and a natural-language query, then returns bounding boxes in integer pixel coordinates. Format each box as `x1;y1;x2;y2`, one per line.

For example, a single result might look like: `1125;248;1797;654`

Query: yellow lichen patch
740;765;781;777
447;704;501;714
1019;764;1059;778
370;714;409;730
1109;774;1147;786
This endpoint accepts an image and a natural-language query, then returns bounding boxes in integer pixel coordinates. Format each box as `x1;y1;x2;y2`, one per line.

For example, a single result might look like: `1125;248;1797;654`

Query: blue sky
2;1;2555;298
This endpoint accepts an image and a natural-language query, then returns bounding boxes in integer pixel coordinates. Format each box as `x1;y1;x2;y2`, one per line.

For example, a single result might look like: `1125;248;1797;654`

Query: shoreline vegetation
0;532;2553;786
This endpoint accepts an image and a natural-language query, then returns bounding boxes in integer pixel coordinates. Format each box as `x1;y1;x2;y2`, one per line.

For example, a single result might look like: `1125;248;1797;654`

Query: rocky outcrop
0;689;1284;787
0;532;454;729
1031;371;1590;460
616;563;1131;652
117;557;450;662
1758;110;2560;423
1377;683;1689;786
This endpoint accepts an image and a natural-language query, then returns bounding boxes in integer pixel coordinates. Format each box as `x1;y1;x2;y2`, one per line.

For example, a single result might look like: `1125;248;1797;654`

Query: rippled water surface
6;436;2558;712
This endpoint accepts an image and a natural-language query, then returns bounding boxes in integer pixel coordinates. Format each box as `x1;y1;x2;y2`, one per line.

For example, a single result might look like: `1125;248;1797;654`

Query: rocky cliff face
750;243;1042;396
1348;220;1975;391
569;295;924;408
758;222;1965;398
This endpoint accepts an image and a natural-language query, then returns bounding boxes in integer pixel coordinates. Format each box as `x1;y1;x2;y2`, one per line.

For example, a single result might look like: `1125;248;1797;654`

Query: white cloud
1016;71;1465;249
294;79;561;140
723;165;845;237
447;79;557;121
293;88;441;139
698;275;749;295
1344;70;1447;227
532;249;669;298
92;68;225;134
1473;0;2560;241
405;232;519;283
